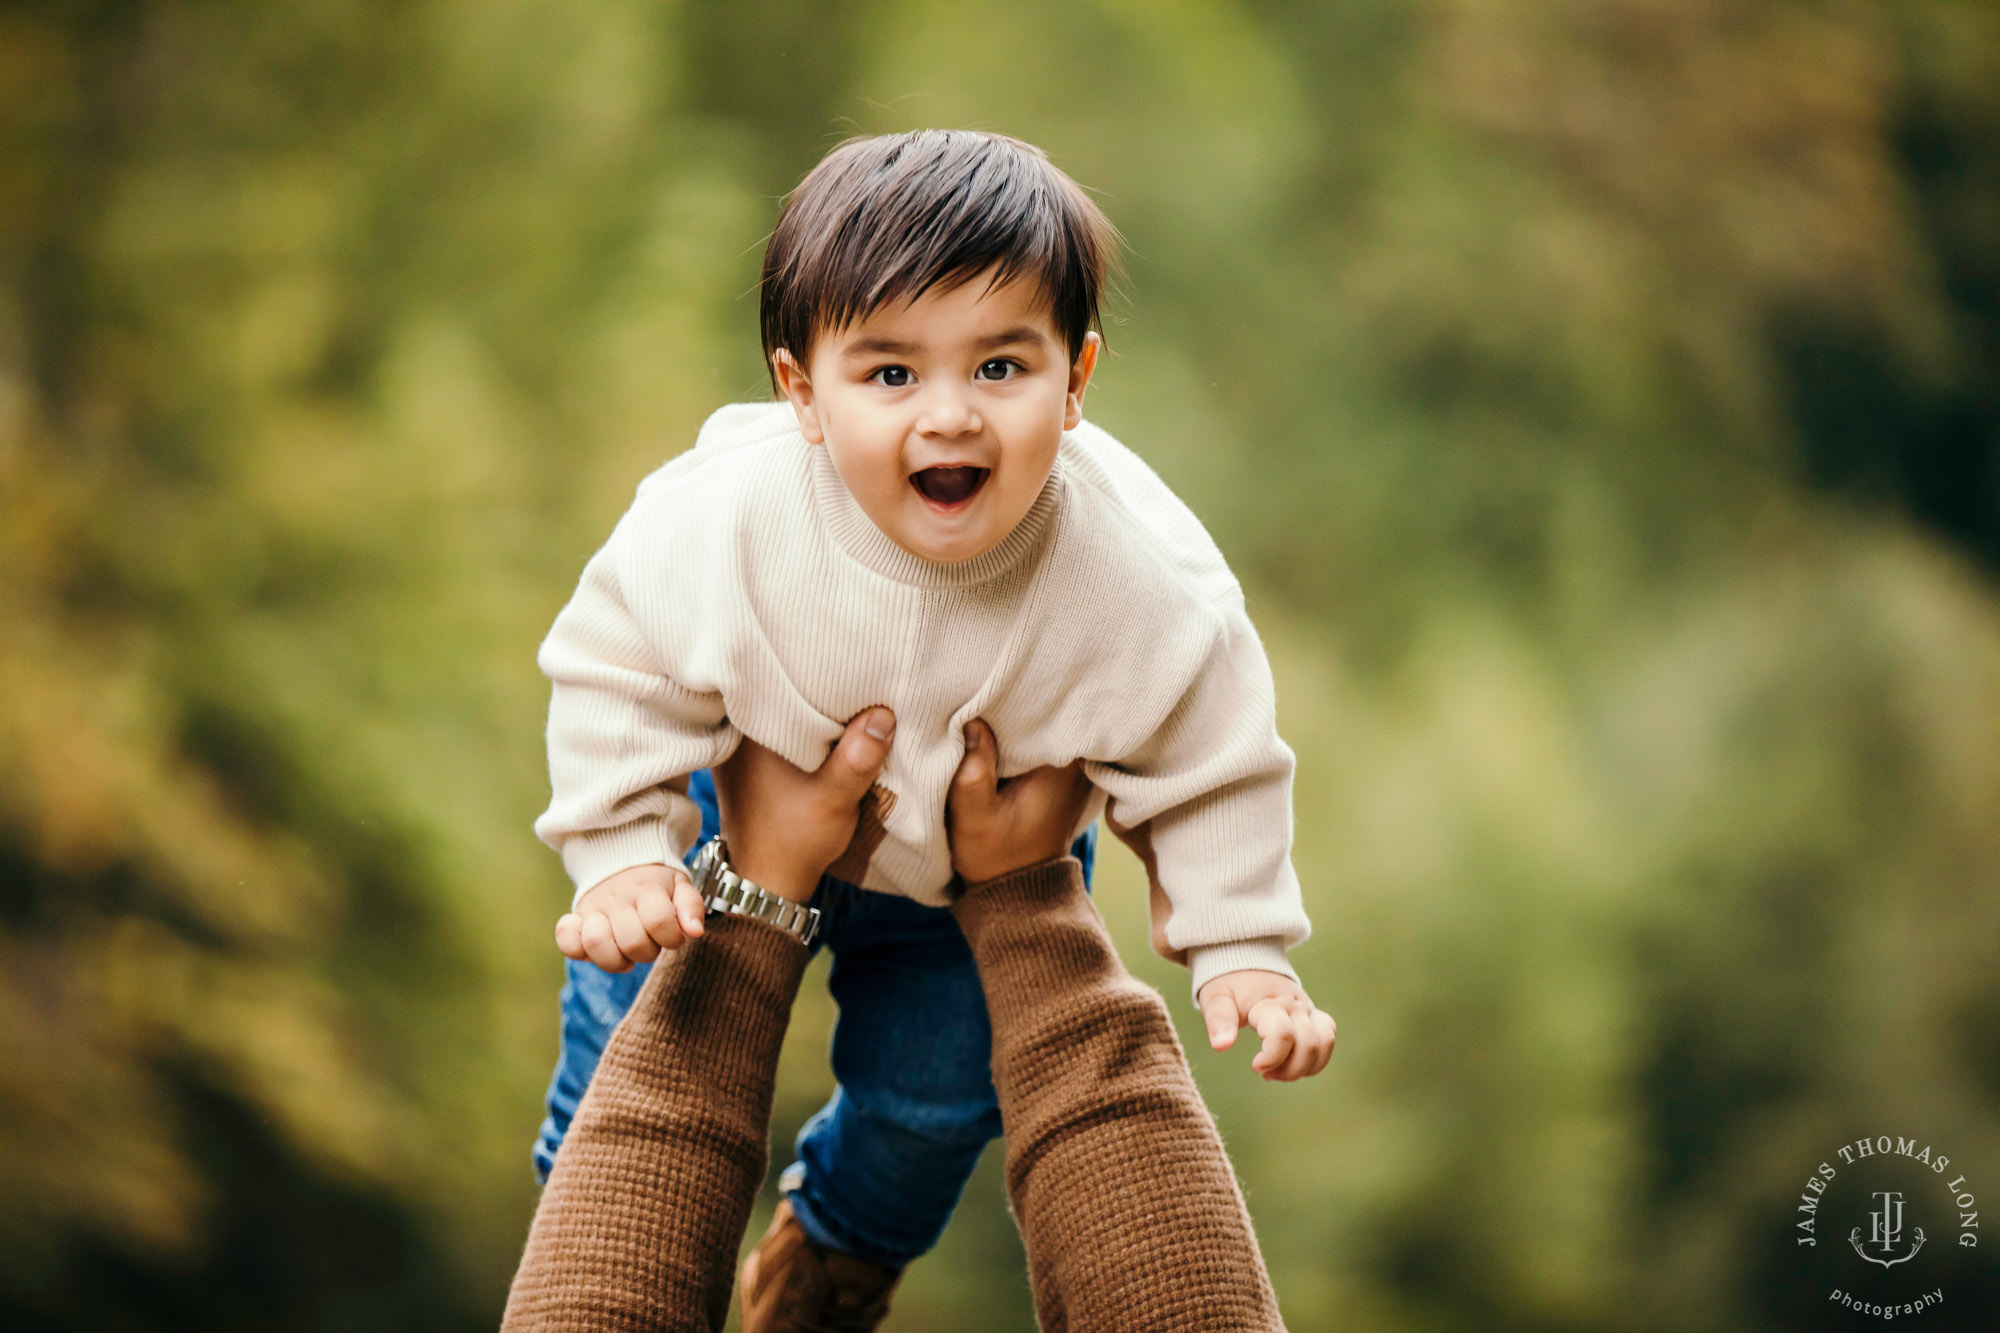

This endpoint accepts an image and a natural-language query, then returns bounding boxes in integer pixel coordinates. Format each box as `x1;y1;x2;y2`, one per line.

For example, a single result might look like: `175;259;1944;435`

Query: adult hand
1196;969;1337;1081
711;706;897;902
554;707;896;969
945;717;1092;885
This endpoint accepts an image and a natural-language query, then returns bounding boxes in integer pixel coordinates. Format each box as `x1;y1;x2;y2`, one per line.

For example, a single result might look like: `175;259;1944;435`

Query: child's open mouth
909;465;990;509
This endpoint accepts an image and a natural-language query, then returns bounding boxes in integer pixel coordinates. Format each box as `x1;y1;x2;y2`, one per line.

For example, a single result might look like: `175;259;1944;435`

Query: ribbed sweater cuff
560;820;687;905
1187;937;1299;1008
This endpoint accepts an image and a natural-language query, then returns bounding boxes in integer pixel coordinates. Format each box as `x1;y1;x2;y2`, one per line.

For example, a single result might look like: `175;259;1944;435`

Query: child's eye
869;365;913;388
976;358;1020;381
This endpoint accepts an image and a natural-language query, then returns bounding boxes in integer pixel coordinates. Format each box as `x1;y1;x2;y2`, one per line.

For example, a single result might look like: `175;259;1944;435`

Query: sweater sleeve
950;856;1288;1332
500;915;809;1333
502;857;1286;1332
1085;597;1310;1004
533;522;738;902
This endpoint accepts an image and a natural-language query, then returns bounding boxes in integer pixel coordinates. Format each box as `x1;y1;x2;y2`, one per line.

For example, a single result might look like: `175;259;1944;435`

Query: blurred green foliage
2;1;1997;1329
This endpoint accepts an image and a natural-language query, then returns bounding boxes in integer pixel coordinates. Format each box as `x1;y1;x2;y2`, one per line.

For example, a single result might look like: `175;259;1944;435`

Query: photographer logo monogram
1857;1190;1921;1268
1795;1134;1978;1319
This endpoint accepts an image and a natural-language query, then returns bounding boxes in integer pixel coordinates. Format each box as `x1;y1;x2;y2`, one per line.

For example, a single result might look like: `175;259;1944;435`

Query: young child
531;129;1334;1331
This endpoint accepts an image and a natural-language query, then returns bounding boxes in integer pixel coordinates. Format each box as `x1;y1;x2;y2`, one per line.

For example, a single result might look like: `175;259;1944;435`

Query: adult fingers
950;719;1000;812
673;876;706;939
1012;759;1091;826
1200;986;1243;1050
819;707;896;804
1247;997;1296;1075
609;903;659;965
554;913;586;960
580;911;631;974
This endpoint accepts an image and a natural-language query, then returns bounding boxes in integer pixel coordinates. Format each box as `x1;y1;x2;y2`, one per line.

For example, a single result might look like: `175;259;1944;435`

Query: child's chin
900;522;1000;565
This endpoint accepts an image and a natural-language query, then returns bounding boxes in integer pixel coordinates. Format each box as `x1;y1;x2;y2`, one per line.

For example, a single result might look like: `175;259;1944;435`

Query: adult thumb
952;719;999;806
822;707;895;801
1200;986;1242;1050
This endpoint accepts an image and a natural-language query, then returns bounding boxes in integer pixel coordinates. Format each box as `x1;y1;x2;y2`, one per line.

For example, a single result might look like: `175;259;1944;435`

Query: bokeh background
4;2;1998;1329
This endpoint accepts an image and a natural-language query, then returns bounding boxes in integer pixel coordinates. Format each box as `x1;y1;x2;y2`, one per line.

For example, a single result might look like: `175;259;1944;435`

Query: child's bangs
761;130;1118;377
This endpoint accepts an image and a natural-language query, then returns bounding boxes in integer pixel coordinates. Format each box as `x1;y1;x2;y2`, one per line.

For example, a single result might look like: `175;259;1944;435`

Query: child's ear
1063;331;1101;430
772;348;825;445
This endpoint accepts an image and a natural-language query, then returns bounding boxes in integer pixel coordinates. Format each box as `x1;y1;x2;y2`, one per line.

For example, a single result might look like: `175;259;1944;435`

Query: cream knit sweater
534;402;1308;999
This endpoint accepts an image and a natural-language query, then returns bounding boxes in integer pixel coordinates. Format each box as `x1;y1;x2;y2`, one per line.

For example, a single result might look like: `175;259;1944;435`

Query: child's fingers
554;912;586;959
579;911;631;973
636;883;683;950
673;876;706;939
1247;997;1296;1075
1270;1007;1336;1081
1200;988;1243;1050
1307;1010;1338;1076
608;903;659;965
1274;1011;1321;1081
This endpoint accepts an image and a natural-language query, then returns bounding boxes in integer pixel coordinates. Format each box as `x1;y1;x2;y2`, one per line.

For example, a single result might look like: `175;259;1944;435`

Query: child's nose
916;385;981;437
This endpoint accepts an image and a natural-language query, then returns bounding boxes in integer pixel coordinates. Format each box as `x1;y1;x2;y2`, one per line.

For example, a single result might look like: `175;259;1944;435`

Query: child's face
773;269;1100;564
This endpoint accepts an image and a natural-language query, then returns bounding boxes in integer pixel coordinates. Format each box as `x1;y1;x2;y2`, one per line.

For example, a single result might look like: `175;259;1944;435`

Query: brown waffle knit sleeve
501;915;809;1333
950;856;1288;1333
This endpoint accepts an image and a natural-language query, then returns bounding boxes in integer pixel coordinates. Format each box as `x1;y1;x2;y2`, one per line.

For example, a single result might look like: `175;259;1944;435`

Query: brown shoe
739;1198;903;1333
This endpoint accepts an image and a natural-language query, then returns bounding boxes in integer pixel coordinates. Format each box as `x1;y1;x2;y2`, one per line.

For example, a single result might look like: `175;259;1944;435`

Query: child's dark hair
760;130;1119;382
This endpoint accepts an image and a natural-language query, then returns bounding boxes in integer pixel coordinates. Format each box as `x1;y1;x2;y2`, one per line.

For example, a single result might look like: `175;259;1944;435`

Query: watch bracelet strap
693;838;820;946
705;876;820;945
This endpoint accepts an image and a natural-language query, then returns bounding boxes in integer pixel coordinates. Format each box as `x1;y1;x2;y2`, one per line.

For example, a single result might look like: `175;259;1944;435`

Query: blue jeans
533;767;1097;1269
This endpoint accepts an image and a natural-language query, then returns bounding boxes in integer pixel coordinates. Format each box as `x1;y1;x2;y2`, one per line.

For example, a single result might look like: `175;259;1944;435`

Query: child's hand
1197;969;1337;1082
555;864;706;974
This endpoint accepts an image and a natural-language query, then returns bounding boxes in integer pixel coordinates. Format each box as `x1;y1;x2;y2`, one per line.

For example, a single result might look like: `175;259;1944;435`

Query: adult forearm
502;916;809;1333
950;857;1287;1332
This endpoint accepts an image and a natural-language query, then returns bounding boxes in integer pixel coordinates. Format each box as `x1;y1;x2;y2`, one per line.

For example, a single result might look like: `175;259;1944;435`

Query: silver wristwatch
689;837;821;946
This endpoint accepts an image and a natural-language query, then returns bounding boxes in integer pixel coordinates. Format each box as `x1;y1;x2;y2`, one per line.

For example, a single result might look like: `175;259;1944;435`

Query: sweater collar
806;431;1067;588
